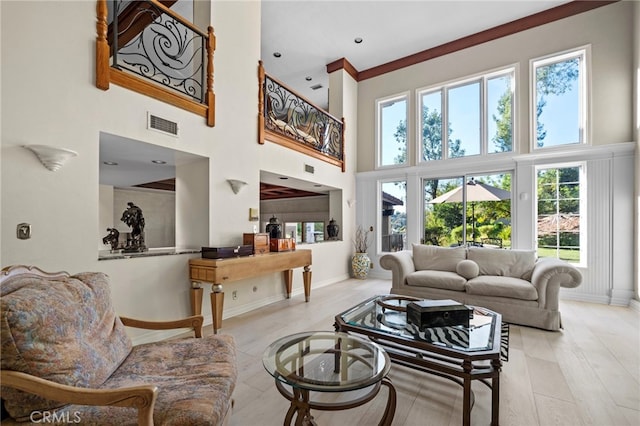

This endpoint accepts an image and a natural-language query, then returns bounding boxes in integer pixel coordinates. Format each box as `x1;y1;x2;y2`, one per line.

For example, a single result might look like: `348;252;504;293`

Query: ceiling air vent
310;84;323;91
147;112;179;137
304;164;314;174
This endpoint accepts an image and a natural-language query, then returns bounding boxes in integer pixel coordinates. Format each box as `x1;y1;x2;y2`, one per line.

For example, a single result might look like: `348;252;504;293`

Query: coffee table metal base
275;378;397;426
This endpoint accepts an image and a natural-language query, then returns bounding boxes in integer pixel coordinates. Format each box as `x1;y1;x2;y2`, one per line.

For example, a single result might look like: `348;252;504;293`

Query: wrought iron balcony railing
96;0;215;126
258;61;345;171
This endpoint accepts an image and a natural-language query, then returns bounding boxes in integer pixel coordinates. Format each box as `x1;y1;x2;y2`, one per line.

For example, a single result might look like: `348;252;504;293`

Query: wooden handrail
107;0;178;54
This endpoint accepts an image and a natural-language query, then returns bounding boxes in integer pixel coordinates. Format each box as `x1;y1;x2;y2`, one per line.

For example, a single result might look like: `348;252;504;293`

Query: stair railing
258;61;345;172
96;0;215;127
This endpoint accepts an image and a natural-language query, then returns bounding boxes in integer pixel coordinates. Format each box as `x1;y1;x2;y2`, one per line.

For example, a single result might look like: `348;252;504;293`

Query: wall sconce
347;198;356;208
24;145;78;172
227;179;247;194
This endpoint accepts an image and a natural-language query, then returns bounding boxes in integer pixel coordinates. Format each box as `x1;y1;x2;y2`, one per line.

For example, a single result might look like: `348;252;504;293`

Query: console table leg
303;266;312;302
283;269;293;298
190;283;203;316
210;284;224;334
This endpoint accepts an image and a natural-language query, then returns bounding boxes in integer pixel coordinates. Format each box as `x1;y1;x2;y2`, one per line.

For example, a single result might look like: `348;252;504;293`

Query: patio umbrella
431;178;511;240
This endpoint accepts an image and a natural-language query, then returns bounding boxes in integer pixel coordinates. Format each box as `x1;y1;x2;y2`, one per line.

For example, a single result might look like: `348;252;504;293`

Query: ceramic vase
351;252;371;279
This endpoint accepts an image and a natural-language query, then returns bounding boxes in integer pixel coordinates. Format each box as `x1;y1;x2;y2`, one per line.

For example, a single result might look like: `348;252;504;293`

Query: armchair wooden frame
1;264;206;426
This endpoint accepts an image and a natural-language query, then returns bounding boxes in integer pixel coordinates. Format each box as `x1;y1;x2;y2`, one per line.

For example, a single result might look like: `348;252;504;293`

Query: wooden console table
189;250;312;333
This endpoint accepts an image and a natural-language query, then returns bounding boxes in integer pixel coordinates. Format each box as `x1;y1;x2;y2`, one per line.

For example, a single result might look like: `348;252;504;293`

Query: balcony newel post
341;118;346;172
258;60;265;145
206;26;216;127
96;0;110;90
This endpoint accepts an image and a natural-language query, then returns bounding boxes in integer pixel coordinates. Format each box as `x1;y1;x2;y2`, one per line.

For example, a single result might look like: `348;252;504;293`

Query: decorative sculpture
266;215;282;239
120;202;147;252
327;218;339;240
102;228;120;252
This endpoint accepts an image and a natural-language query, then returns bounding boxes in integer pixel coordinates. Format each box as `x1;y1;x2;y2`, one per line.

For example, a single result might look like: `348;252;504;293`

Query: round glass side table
263;331;396;426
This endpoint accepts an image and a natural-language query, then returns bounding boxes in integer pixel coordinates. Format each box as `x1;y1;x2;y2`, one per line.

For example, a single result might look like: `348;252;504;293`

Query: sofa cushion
412;244;467;272
468;247;536;279
48;334;238;425
456;260;479;279
466;275;538;301
0;272;132;420
406;270;467;291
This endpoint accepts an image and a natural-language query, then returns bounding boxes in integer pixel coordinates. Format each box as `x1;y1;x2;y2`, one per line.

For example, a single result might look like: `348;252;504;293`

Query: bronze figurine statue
102;228;120;251
120;202;147;252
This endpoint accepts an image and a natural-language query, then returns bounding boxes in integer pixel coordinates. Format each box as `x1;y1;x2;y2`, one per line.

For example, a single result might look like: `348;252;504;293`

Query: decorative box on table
406;299;472;329
270;238;296;252
243;233;270;255
202;245;253;259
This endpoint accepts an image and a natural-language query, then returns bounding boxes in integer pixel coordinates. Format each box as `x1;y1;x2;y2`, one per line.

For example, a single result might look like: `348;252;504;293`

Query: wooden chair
1;265;237;425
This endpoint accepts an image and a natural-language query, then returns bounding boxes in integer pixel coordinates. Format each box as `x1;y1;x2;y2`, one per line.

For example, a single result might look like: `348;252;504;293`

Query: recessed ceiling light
151;160;167;164
273;52;282;58
305;76;312;81
354;37;363;44
103;161;118;166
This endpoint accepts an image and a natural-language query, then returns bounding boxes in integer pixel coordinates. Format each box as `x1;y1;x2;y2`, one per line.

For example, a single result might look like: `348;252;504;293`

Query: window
449;81;481;157
424;173;512;247
487;74;513;153
536;165;584;263
380;180;406;252
377;94;408;167
531;47;588;149
418;68;514;162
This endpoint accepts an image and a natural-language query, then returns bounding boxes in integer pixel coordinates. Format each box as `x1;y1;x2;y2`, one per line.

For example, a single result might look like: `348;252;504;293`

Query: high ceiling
102;0;581;195
261;0;572;109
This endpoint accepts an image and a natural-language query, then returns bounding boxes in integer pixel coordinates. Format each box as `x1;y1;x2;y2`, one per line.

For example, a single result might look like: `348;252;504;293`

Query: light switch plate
17;223;31;240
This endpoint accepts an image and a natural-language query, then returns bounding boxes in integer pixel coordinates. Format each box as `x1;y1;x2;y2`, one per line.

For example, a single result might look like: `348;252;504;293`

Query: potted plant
352;226;371;279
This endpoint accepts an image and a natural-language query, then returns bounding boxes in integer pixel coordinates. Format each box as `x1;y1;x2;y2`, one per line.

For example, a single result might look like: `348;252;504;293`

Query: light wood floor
212;278;639;426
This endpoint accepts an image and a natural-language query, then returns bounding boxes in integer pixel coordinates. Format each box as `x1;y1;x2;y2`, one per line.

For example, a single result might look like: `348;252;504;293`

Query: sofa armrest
120;315;204;338
380;251;416;290
1;370;157;426
530;258;582;310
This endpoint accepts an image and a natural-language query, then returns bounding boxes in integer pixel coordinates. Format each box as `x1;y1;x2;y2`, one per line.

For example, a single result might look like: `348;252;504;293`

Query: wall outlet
232;290;238;300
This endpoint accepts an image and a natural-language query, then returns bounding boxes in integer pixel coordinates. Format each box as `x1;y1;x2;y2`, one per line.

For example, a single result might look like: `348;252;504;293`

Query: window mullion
481;77;487;156
442;88;449;160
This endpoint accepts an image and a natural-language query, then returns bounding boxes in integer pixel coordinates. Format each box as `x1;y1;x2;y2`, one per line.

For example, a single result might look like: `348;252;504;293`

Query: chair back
1;265;132;420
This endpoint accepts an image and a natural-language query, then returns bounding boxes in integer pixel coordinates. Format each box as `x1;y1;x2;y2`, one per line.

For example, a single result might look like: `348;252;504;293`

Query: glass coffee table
334;295;504;426
263;331;396;425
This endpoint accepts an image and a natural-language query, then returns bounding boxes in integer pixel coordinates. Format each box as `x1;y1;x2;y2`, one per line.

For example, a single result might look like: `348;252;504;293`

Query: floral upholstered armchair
0;265;237;425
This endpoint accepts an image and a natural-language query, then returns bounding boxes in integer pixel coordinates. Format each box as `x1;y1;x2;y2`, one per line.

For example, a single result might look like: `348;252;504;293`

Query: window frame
416;66;516;164
534;162;587;266
529;46;590;152
375;91;410;169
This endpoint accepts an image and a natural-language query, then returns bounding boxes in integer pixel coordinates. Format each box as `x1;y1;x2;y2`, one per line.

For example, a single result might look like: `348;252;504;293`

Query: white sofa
380;244;582;331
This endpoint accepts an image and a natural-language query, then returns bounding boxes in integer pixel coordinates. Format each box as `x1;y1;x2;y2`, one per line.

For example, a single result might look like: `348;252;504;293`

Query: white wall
355;2;636;306
0;0;357;343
